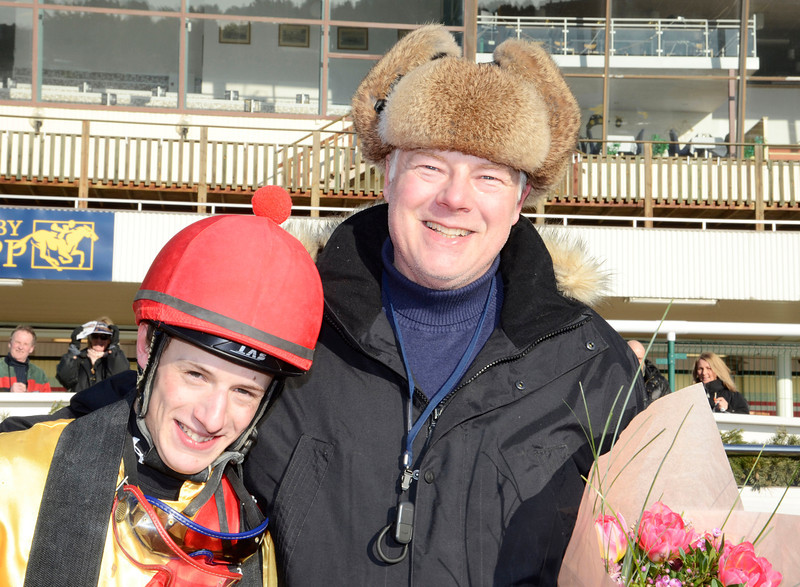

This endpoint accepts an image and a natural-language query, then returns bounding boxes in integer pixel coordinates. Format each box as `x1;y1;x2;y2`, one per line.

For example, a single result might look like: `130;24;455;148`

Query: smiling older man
247;25;646;585
1;325;50;393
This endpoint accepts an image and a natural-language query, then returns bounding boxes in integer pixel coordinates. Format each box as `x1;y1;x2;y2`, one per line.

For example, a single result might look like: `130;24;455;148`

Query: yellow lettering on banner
0;220;23;237
2;238;25;268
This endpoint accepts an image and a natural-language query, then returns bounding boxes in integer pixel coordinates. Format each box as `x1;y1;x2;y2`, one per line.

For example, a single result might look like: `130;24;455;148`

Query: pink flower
636;502;697;563
595;513;628;562
718;541;782;587
693;528;723;552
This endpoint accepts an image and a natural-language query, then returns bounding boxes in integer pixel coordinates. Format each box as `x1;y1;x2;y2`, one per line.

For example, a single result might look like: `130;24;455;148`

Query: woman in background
693;351;750;414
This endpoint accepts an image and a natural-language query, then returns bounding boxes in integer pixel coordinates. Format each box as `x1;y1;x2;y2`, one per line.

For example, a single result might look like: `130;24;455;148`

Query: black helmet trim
158;323;305;377
135;289;314;366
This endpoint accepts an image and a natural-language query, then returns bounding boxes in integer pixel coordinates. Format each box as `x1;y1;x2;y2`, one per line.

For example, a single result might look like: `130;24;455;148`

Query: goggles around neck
112;484;267;567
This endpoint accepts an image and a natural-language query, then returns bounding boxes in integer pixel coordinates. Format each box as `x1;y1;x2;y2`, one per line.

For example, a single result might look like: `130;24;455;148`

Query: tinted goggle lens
113;484;267;565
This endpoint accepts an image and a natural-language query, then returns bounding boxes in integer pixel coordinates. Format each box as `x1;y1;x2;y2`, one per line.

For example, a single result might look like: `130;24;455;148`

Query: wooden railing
2;116;799;222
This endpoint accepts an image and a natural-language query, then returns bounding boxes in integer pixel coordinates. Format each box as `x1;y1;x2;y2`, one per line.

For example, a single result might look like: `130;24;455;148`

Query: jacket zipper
422;314;593;446
326;309;593;449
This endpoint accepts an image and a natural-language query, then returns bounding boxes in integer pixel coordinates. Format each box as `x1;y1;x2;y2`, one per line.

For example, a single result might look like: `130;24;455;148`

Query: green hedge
723;428;800;490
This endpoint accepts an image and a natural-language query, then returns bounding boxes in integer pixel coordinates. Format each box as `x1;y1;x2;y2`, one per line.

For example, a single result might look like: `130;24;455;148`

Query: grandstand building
1;0;798;414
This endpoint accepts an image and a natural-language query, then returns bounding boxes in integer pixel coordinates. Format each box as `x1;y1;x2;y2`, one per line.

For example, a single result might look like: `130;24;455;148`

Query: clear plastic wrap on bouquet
559;384;800;586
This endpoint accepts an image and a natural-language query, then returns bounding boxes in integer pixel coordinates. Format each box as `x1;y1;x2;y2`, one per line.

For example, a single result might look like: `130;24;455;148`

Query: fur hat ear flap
351;25;461;167
492;40;581;201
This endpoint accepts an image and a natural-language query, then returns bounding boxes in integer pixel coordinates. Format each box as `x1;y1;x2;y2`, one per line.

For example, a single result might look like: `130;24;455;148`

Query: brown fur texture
351;25;461;167
350;24;580;203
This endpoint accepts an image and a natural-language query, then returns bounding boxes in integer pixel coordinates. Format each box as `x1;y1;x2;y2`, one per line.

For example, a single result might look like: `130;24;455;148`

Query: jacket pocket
271;434;333;569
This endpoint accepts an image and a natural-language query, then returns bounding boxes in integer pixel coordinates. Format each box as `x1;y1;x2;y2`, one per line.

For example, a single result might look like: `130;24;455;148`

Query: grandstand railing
2;115;799;220
476;15;757;59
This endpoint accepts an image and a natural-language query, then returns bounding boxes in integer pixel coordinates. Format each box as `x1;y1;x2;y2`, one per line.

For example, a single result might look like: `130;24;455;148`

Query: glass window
40;11;180;108
331;0;462;27
330;26;406;55
327;57;373;115
187;20;321;115
188;0;322;19
48;0;180;12
0;7;32;102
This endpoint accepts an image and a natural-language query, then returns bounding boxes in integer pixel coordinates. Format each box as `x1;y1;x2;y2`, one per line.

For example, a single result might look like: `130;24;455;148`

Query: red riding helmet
133;186;323;377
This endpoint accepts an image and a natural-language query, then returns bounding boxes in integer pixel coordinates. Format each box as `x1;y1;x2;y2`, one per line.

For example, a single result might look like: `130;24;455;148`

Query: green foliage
725;427;800;489
650;134;668;156
607;142;621;156
743;135;764;159
49;400;67;415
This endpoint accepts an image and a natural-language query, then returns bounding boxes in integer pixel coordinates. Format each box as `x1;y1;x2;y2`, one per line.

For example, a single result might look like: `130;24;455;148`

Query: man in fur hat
246;25;646;585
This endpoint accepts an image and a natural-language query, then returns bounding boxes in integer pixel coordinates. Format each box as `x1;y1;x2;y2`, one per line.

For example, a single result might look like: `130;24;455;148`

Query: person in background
1;325;51;393
693;351;749;414
628;339;671;404
56;318;131;393
0;188;323;586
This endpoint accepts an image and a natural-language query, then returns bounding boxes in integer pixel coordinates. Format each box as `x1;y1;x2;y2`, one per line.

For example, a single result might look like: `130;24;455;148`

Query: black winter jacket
56;345;131;393
245;205;645;586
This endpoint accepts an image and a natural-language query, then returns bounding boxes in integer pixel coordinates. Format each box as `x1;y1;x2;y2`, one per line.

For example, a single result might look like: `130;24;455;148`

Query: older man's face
383;149;526;290
8;330;35;363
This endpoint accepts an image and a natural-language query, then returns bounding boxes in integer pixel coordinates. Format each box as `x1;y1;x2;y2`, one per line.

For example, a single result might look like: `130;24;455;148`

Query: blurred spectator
692;352;749;414
56;318;130;393
1;325;51;393
628;340;671;404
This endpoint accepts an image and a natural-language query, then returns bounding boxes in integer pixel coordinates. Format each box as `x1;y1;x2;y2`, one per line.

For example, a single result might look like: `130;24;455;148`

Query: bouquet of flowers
595;501;782;586
558;384;799;586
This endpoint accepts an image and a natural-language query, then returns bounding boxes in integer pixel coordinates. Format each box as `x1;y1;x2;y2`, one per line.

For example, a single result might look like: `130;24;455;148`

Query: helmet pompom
253;186;292;224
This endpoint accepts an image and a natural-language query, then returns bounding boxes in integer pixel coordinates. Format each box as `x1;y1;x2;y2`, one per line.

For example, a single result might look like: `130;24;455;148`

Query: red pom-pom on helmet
133;186;322;375
252;186;292;225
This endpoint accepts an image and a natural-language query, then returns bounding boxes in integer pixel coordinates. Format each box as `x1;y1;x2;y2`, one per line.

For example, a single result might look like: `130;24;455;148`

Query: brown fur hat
351;24;580;202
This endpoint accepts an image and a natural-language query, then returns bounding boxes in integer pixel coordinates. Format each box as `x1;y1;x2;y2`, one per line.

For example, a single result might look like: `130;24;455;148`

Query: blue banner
0;209;114;280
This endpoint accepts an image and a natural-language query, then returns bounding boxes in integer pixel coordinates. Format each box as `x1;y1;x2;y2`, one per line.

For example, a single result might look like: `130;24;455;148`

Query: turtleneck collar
5;353;28;367
380;238;500;331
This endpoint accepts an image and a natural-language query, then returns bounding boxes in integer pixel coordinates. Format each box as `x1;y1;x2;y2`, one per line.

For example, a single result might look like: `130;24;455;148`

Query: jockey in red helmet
0;187;323;587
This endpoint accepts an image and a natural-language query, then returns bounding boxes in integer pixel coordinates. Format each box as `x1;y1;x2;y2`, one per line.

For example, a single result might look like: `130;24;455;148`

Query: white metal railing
1;393;792;440
476;15;757;58
3;192;800;231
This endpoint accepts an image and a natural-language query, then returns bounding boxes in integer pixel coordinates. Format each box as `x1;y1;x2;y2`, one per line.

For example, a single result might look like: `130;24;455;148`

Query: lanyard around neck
382;272;496;470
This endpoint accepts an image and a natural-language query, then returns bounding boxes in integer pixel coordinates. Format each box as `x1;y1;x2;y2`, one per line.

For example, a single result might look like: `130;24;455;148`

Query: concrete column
776;353;794;418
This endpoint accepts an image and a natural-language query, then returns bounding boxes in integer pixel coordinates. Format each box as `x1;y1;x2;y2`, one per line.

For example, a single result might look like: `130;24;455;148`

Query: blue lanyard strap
382;272;496;471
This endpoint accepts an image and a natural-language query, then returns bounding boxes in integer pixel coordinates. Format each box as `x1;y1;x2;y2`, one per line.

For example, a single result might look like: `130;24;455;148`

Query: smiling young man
247;25;646;586
0;189;323;587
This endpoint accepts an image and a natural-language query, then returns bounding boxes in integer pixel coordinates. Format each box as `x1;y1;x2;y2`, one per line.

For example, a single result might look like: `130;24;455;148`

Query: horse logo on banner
6;220;99;271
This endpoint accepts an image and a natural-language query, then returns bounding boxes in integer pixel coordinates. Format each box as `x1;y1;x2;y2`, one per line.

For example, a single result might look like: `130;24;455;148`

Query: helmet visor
113;484;267;566
158;323;304;377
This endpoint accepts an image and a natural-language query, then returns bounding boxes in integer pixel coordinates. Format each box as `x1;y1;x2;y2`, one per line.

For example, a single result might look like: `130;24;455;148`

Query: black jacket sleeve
0;370;138;433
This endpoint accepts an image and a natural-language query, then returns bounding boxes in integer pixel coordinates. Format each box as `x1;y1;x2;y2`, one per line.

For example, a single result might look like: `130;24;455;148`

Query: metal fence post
667;331;676;392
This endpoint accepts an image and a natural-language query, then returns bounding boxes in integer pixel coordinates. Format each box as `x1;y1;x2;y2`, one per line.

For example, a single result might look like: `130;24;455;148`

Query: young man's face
383;149;527;290
144;337;272;475
8;330;35;363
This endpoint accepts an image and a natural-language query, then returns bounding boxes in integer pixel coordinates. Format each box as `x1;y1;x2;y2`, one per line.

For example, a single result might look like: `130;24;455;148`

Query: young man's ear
136;323;150;370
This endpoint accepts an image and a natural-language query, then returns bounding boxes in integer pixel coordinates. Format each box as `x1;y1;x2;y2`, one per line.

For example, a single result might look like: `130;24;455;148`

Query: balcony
476;15;757;64
1;114;798;227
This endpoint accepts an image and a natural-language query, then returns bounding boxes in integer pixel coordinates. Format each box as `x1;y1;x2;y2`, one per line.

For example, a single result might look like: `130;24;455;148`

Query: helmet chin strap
133;327;284;500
